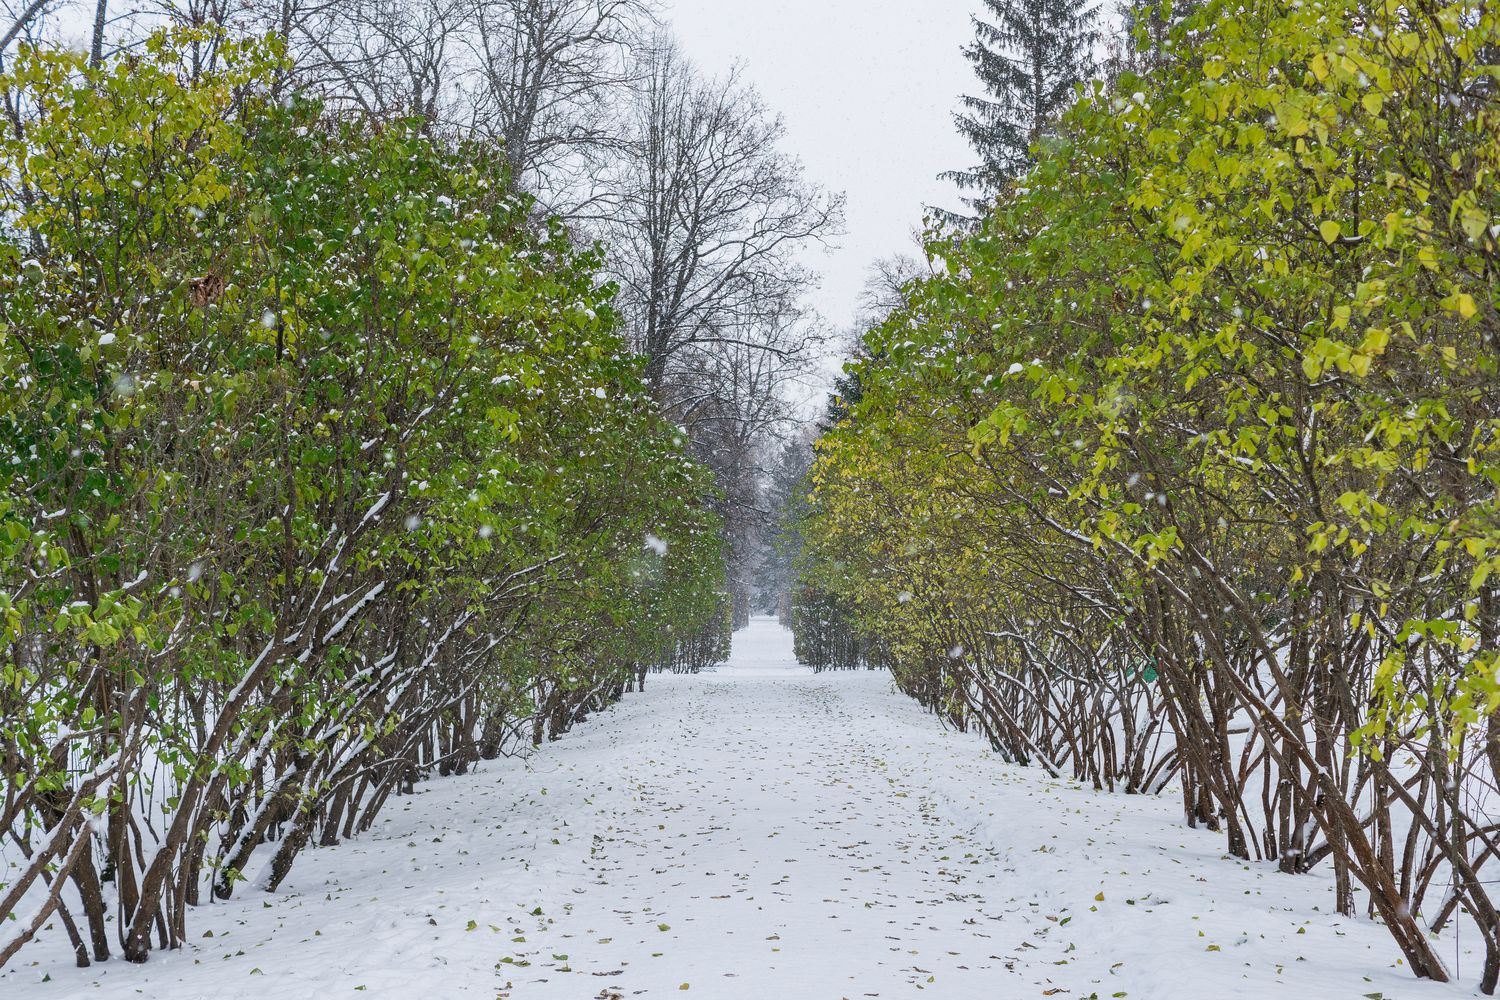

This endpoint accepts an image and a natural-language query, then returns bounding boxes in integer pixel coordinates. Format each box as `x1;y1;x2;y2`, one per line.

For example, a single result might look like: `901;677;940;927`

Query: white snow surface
4;617;1482;998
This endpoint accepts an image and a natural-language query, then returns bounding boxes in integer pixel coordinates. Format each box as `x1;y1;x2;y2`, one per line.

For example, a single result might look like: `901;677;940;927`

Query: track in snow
513;620;1015;998
4;618;1478;999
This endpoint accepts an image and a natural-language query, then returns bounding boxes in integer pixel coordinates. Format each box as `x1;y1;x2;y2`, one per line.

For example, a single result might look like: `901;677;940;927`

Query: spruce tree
942;0;1100;219
1105;0;1207;78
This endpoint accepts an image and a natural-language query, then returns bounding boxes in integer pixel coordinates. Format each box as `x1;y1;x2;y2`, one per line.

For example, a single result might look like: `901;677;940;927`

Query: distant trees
593;34;841;622
462;0;648;210
755;255;921;635
942;0;1099;217
752;431;814;620
598;37;840;391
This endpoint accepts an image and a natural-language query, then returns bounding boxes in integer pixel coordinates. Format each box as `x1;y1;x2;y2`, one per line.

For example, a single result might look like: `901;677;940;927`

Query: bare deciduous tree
581;35;841;621
463;0;647;209
667;311;820;624
299;0;465;126
596;35;843;393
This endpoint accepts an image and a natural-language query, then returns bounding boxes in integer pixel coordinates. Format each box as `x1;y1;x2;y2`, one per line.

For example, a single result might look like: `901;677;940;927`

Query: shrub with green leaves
801;0;1498;988
0;30;725;968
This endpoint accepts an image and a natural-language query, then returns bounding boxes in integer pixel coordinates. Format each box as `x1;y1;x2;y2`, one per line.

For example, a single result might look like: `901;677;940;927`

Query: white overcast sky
663;0;978;336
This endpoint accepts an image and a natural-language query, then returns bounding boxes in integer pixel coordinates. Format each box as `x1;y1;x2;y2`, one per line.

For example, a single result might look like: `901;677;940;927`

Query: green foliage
800;0;1498;985
811;0;1499;754
0;29;725;964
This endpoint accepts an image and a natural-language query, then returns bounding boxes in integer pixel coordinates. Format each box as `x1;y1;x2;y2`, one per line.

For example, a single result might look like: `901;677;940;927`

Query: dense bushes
798;0;1499;989
789;587;882;672
0;34;725;967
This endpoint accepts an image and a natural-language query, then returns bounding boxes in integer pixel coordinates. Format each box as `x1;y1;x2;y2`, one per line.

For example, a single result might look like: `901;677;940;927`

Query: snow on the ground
3;617;1482;999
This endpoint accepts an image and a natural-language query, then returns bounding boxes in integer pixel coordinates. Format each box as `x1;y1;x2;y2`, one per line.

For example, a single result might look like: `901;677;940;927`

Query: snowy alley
3;619;1483;999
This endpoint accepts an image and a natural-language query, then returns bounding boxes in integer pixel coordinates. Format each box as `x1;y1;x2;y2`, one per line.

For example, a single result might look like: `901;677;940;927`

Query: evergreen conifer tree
941;0;1100;219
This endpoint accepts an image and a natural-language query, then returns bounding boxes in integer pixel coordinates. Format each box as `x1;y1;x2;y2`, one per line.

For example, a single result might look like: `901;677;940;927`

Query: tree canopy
798;0;1500;988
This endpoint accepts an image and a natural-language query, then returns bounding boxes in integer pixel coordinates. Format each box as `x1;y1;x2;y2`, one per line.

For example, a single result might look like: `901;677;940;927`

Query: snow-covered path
516;621;1017;998
5;618;1478;998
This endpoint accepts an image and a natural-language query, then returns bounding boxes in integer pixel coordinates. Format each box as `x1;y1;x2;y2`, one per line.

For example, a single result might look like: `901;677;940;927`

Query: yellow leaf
1459;207;1488;241
1319;220;1341;244
1361;92;1384;116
